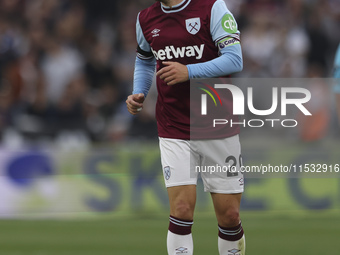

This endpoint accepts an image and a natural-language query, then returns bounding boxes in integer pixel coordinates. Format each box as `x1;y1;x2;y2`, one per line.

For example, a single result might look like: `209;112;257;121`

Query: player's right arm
126;13;156;115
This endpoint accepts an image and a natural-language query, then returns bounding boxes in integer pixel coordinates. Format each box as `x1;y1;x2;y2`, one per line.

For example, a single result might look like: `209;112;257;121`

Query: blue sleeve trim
187;43;243;79
132;57;156;97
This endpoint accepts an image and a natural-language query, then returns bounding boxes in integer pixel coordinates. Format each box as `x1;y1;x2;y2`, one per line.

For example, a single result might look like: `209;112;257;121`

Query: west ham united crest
185;18;201;35
164;166;171;180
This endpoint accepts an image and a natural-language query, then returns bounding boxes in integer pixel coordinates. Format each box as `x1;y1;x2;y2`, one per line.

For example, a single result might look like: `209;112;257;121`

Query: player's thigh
211;192;242;227
195;135;244;194
159;137;198;187
167;185;196;220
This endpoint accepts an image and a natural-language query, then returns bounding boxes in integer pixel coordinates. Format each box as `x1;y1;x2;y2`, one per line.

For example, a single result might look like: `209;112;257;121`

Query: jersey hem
158;130;240;140
165;181;197;188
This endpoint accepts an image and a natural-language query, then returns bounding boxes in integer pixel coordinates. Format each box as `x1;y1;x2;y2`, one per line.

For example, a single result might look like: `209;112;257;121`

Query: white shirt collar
161;0;191;13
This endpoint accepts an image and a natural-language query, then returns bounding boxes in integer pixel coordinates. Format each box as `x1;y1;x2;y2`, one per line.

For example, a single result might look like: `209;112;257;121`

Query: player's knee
219;208;240;227
173;200;194;220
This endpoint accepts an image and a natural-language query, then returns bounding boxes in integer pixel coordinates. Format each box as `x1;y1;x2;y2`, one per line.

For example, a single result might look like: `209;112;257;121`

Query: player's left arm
156;45;242;86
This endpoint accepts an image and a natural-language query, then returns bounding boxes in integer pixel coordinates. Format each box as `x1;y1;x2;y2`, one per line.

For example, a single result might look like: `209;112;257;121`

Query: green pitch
0;211;339;255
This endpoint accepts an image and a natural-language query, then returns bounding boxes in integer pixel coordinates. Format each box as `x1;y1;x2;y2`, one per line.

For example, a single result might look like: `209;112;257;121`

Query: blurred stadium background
0;0;339;254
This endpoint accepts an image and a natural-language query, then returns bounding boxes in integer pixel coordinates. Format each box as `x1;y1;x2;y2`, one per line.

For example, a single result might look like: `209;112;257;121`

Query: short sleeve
210;0;240;44
136;13;154;60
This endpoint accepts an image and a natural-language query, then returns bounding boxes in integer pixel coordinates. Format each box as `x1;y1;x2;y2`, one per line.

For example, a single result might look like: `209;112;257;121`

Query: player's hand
126;93;145;115
156;61;189;86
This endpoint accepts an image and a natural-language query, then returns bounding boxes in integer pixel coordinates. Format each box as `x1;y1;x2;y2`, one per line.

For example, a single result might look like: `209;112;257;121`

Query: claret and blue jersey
133;0;243;140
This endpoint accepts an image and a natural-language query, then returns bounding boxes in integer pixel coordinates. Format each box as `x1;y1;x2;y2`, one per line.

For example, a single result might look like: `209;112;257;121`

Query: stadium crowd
0;0;339;146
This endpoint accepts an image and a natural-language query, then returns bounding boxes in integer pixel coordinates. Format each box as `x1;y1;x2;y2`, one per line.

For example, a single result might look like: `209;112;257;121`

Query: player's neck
160;0;183;8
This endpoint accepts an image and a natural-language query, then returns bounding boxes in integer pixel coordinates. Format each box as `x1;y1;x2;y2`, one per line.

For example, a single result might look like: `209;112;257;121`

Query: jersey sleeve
210;0;240;52
334;44;340;94
187;43;243;79
133;13;156;97
187;1;243;79
136;13;154;60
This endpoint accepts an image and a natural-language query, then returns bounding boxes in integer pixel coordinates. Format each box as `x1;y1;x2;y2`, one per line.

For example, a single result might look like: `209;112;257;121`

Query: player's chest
144;13;211;52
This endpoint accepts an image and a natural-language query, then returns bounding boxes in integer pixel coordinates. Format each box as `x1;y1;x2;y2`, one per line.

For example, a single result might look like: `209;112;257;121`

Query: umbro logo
175;247;188;254
151;28;160;37
228;249;241;255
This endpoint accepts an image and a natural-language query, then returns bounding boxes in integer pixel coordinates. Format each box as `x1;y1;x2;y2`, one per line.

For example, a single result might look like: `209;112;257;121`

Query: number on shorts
226;155;237;177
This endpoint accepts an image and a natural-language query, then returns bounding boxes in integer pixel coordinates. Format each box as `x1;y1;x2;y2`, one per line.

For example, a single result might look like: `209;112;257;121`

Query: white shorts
159;135;244;194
